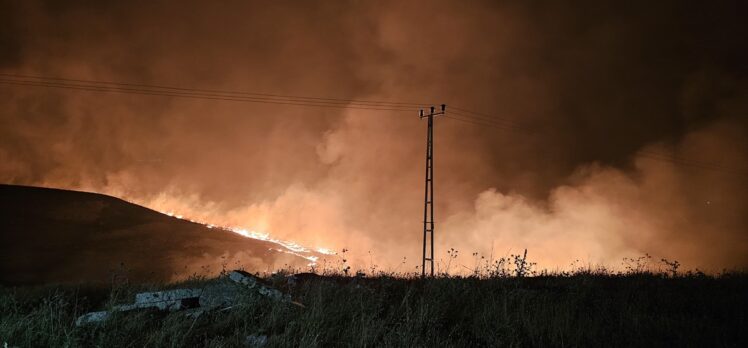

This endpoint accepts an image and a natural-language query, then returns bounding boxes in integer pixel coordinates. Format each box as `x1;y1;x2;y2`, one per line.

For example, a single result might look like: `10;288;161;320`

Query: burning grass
1;265;746;347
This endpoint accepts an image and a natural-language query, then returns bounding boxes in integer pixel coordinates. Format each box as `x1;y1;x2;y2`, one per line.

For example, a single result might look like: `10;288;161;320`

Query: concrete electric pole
420;104;445;277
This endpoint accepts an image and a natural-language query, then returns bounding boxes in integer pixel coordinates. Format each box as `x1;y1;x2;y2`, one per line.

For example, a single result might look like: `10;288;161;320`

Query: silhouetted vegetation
2;264;746;347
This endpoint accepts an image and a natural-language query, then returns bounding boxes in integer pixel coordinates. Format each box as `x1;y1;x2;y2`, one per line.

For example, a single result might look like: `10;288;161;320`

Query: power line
444;118;747;178
0;78;417;112
449;105;530;130
0;74;535;128
443;115;520;132
446;111;528;132
638;150;739;172
446;109;747;178
0;74;545;130
637;151;748;178
0;72;427;107
0;74;533;130
1;72;745;178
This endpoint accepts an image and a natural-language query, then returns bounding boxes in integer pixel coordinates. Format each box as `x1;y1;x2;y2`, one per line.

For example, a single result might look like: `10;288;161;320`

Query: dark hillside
0;184;312;285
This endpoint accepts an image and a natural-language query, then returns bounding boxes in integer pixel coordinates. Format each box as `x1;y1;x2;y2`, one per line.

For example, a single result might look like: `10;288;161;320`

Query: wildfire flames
162;210;336;266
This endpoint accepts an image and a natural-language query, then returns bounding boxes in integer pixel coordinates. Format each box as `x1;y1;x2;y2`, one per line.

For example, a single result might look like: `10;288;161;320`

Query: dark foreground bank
1;272;746;347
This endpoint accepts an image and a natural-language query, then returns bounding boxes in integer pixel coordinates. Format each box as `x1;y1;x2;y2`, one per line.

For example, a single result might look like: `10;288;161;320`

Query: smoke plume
1;0;747;274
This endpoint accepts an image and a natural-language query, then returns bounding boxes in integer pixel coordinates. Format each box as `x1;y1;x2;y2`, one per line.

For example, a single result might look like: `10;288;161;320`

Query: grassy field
1;268;746;347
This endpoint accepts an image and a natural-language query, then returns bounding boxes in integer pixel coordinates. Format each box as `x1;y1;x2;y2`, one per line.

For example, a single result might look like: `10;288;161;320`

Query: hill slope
0;184;317;285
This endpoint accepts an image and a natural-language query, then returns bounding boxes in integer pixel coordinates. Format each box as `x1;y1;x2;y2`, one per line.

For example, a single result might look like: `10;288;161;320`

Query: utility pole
421;104;445;277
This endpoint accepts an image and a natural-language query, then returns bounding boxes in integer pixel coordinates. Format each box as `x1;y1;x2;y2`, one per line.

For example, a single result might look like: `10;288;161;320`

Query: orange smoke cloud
1;1;747;276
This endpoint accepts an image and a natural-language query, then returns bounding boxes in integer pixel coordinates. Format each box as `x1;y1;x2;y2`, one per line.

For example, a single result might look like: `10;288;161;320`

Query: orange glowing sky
1;0;747;275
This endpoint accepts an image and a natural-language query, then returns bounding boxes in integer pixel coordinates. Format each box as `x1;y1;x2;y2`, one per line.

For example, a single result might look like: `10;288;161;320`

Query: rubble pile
76;270;296;327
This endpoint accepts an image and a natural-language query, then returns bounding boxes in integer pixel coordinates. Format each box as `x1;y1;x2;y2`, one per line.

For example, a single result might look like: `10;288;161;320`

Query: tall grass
2;265;746;347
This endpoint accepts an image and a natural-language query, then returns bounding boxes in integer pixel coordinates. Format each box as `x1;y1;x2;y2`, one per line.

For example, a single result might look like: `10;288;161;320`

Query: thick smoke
1;0;747;273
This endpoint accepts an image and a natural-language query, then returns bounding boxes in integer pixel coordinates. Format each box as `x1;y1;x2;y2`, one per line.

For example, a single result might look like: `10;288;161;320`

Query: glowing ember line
228;227;310;253
269;248;319;264
158;209;332;265
316;247;336;255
